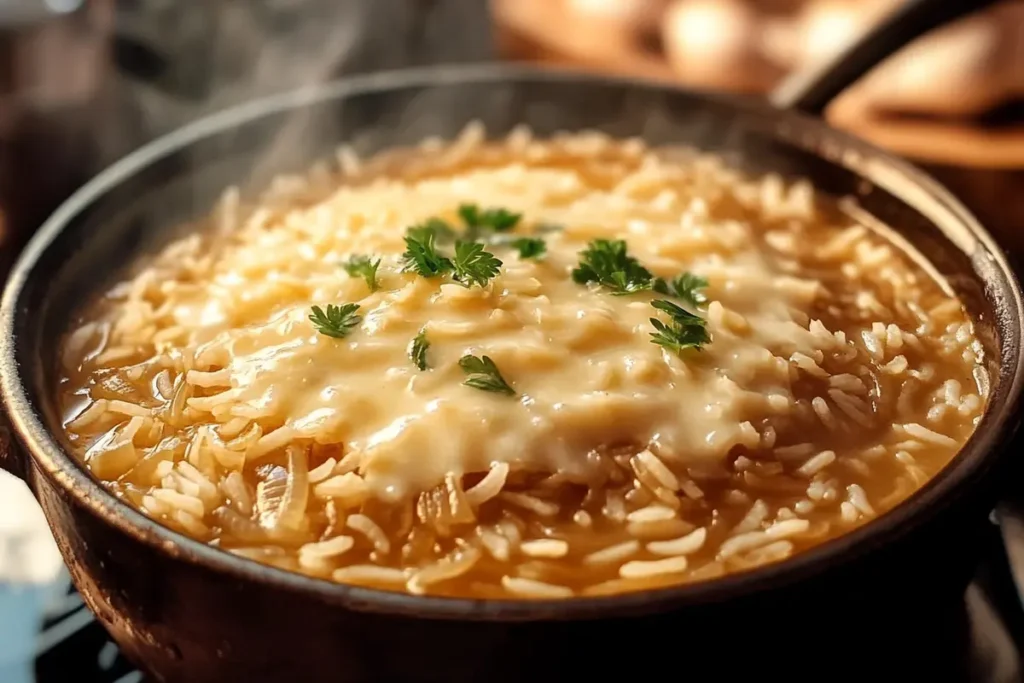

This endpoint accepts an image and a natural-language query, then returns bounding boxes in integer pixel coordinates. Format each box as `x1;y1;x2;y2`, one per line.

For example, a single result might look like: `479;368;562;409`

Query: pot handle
770;0;1004;117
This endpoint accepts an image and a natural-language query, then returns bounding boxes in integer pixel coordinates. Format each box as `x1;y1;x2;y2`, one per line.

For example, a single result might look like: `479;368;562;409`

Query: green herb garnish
408;218;457;245
409;329;430;371
572;239;653;295
510;237;547;260
309;303;362;339
452;240;503;288
459;203;521;241
653;272;708;309
342;255;381;292
649;299;710;354
402;229;454;278
459;355;516;395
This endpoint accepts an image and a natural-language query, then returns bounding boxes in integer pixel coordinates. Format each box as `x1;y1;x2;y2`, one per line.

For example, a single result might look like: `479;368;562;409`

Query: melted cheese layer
124;162;837;500
66;140;845;501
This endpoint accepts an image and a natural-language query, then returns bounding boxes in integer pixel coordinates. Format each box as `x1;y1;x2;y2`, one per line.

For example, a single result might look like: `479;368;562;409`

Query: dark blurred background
0;0;495;272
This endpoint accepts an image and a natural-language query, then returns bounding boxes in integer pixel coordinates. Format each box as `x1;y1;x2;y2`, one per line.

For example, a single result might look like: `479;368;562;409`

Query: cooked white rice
57;126;987;599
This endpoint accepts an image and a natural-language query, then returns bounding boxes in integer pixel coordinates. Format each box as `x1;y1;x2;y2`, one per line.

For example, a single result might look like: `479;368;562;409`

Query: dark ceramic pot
1;61;1023;682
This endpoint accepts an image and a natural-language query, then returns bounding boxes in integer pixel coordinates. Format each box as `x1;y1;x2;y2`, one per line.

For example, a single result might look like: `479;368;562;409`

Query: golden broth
57;128;985;598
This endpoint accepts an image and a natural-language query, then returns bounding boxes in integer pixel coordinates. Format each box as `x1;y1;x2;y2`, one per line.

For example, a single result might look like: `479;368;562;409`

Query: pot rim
2;62;1023;621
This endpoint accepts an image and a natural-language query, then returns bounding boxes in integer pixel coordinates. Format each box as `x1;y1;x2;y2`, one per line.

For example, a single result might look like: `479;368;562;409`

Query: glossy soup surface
57;127;987;598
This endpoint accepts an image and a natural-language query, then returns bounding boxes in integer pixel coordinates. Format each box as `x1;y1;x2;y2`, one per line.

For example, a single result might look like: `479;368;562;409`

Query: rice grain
619;556;689;579
647;527;707;556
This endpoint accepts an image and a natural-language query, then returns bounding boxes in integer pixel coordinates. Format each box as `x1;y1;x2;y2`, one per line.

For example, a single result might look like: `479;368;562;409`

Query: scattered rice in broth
57;125;988;599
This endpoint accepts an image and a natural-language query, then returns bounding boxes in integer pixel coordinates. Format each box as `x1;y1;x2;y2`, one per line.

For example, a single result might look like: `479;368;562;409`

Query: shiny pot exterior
2;66;1023;682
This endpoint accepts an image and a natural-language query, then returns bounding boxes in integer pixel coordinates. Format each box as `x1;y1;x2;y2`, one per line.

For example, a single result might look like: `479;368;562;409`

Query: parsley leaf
572;239;654;295
409;329;430;371
452;240;503;287
649;299;710;353
510;237;547;260
653;272;708;309
309;303;362;339
408;218;457;245
342;255;381;291
459;354;515;395
403;229;453;277
458;204;522;241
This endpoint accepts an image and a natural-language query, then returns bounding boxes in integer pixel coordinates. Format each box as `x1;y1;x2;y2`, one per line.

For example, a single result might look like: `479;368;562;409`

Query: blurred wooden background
493;0;1024;254
494;0;1024;169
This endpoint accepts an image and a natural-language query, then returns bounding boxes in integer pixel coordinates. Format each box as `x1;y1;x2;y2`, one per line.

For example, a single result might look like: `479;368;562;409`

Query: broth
57;127;986;598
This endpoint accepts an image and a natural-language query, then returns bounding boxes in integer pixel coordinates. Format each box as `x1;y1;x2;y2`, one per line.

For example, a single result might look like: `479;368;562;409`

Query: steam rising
113;0;494;178
0;0;493;248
